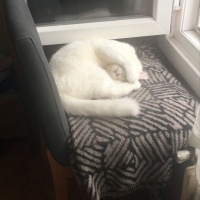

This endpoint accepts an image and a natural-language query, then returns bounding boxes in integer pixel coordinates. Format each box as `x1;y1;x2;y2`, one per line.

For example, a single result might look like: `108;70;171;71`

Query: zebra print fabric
67;42;199;200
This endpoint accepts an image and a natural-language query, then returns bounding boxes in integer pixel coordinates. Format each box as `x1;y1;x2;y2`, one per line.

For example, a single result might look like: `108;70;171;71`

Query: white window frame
159;0;200;98
174;0;200;63
36;0;174;45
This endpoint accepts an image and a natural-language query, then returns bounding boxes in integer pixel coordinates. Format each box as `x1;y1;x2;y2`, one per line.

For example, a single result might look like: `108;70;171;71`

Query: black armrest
3;0;70;166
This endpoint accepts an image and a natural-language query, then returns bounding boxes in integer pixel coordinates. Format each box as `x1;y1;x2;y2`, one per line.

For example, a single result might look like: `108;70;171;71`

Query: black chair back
3;0;70;166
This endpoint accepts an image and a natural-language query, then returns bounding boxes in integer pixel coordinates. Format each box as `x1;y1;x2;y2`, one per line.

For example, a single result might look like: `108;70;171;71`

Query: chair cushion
67;41;199;200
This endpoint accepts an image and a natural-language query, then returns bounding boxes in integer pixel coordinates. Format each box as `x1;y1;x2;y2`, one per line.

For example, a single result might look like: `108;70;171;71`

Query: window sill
183;30;200;50
173;29;200;65
158;35;200;98
37;17;169;45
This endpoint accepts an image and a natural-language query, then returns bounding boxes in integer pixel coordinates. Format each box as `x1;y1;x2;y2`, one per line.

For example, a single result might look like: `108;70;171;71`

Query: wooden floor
0;138;54;200
0;137;167;200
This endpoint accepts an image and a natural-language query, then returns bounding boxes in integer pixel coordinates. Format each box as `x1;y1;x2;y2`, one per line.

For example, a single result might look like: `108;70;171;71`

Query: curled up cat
50;39;147;117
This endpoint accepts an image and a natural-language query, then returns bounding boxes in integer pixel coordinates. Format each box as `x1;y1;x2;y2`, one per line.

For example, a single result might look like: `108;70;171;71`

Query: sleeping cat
50;39;144;117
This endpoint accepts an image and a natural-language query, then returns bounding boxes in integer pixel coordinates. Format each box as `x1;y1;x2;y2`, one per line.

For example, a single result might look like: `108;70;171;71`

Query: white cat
50;39;144;117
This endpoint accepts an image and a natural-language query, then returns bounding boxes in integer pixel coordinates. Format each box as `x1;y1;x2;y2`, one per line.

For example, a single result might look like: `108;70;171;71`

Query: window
174;0;200;61
159;0;200;98
27;0;153;24
195;4;200;35
26;0;174;45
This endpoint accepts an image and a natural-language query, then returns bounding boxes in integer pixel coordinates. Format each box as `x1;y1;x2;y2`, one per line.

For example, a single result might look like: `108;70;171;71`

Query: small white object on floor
175;150;193;163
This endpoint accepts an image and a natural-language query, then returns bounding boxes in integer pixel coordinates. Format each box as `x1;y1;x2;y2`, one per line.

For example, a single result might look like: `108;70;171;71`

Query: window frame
173;0;200;63
195;5;200;34
35;0;174;45
159;0;200;98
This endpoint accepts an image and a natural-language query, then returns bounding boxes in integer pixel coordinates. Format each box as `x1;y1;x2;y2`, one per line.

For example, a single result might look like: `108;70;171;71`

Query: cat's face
106;64;126;81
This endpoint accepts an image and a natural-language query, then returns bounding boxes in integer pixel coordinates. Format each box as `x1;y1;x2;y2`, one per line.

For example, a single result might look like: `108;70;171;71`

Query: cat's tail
60;94;140;117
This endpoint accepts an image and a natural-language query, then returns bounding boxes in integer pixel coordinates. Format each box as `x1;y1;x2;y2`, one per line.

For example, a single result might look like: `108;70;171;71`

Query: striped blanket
67;42;199;200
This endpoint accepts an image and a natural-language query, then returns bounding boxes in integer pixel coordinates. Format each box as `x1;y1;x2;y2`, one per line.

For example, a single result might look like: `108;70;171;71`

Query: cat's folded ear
139;71;148;80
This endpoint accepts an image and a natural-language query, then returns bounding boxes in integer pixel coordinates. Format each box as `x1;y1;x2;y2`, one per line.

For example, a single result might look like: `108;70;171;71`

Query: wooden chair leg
47;151;73;200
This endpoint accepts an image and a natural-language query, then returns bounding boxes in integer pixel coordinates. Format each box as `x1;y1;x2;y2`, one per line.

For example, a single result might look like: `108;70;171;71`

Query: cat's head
106;64;126;81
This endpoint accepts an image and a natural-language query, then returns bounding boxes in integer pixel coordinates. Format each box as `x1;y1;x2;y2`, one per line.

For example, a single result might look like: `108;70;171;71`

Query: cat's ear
139;71;148;80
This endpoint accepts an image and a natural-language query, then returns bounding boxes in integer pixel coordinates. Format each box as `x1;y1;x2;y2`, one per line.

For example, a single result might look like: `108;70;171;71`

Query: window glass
195;3;200;35
27;0;153;25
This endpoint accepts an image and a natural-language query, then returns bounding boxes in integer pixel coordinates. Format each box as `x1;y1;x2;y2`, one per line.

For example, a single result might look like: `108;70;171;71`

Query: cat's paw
126;73;137;83
132;81;141;90
125;69;140;83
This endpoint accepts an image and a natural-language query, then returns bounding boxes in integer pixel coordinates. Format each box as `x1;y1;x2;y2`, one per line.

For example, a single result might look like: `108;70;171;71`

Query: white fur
105;64;126;81
60;94;140;117
50;39;142;117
